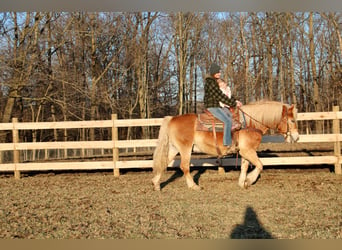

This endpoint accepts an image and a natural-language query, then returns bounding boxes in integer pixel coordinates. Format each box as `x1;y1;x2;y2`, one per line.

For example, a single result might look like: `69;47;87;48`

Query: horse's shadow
230;206;274;239
160;168;183;190
159;155;267;190
160;167;206;190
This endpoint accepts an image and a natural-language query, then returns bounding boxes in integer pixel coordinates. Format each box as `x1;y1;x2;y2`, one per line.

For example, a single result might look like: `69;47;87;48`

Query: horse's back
169;113;197;129
170;113;223;131
171;113;197;120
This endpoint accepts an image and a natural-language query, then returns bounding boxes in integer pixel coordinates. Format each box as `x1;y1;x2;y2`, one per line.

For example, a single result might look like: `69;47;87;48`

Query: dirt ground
0;164;341;239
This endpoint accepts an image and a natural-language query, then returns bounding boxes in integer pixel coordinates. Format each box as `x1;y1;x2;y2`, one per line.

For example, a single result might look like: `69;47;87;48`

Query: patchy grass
0;168;341;239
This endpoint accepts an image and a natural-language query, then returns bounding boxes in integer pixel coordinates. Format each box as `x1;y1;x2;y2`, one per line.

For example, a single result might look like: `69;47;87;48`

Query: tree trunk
240;14;249;102
90;13;97;144
309;12;323;132
266;13;274;100
286;13;297;105
177;12;186;115
266;39;273;100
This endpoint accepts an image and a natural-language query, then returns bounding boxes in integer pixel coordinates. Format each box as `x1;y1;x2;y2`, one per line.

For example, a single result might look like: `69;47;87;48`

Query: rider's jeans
207;107;232;146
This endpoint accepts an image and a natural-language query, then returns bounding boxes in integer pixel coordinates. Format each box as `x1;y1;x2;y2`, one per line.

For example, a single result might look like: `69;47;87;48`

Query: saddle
196;108;241;132
197;110;224;132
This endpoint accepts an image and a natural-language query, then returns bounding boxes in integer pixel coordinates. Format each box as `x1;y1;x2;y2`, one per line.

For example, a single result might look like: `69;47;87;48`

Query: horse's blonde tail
153;116;173;174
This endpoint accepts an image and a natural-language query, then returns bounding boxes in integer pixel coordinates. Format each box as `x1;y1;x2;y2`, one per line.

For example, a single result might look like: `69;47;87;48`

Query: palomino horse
152;100;299;190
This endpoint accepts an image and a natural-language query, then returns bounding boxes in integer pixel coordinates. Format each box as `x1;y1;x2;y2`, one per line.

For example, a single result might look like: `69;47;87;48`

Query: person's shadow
230;206;274;239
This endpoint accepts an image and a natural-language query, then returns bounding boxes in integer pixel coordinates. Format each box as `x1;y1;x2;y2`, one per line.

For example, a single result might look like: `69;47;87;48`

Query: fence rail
0;107;341;179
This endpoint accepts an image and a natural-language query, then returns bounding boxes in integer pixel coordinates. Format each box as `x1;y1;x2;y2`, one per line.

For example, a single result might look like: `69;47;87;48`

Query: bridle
283;113;298;143
237;106;296;140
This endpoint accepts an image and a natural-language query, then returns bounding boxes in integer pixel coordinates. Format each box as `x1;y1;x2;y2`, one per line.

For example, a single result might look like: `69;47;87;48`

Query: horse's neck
243;116;269;134
239;107;274;134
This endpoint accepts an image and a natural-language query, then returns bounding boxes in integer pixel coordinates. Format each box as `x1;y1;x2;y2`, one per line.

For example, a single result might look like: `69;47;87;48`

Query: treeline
0;12;341;141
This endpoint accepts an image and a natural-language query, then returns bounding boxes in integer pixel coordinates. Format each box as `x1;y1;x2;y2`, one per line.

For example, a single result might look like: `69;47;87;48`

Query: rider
217;78;242;131
204;63;241;153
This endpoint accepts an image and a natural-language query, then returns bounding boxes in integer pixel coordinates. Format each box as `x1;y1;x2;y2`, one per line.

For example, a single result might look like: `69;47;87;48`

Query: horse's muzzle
285;131;299;143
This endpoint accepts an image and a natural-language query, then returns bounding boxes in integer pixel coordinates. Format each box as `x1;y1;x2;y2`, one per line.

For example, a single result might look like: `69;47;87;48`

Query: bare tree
1;11;341;145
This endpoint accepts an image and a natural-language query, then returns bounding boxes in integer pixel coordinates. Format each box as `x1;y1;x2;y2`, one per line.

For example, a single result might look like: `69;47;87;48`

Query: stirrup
225;145;237;155
231;122;241;131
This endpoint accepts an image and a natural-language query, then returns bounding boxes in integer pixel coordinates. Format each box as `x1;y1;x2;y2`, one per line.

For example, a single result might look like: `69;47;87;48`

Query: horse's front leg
245;160;263;187
237;130;263;188
238;158;249;188
239;149;263;188
180;149;201;191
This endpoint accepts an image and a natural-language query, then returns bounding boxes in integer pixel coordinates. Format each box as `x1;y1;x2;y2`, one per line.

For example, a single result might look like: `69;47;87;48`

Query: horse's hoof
243;180;251;189
238;179;246;188
152;181;161;191
190;184;201;191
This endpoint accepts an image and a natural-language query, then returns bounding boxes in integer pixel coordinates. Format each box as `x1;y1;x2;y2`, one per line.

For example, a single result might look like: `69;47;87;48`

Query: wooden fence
0;107;341;179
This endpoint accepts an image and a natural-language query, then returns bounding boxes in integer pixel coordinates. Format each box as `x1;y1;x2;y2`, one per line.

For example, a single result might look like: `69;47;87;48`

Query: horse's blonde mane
240;100;285;129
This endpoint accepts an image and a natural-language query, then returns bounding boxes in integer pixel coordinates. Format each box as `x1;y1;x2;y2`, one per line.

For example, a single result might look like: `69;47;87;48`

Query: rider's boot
224;134;239;155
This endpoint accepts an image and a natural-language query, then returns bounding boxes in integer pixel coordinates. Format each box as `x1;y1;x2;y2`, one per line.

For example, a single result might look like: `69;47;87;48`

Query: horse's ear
288;104;294;113
282;105;287;116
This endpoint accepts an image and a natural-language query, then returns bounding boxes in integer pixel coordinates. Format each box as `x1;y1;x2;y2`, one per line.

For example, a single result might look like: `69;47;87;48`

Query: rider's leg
207;107;232;146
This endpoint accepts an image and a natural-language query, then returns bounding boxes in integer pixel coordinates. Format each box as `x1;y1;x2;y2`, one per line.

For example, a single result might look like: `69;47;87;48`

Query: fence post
12;118;20;179
112;114;120;177
333;106;341;174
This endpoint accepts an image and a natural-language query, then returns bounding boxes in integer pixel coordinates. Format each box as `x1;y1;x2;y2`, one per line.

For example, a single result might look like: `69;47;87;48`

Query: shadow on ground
230;206;274;239
160;167;207;190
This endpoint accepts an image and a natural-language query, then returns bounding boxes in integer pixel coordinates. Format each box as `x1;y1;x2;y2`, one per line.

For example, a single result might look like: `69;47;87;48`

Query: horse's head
278;104;299;143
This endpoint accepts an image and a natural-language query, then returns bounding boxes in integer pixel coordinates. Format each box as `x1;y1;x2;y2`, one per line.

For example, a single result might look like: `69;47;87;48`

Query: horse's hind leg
151;175;162;191
152;146;178;191
180;148;201;190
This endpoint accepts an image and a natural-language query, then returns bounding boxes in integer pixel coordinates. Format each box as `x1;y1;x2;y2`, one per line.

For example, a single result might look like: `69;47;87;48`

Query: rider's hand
236;100;243;107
